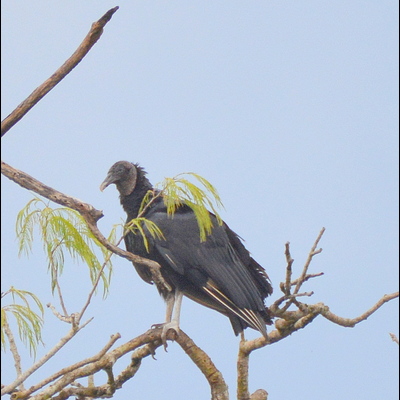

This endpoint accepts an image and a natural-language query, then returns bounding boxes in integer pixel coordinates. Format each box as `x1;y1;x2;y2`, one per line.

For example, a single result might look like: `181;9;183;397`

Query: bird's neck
120;169;153;219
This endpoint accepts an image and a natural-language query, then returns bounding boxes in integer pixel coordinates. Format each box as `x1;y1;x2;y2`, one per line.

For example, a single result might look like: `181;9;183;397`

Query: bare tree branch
46;303;74;324
250;389;268;400
77;247;117;325
2;318;25;392
11;334;121;399
389;333;399;345
1;7;119;137
237;336;250;400
283;241;294;295
1;161;103;223
292;227;325;296
319;292;399;327
175;331;229;400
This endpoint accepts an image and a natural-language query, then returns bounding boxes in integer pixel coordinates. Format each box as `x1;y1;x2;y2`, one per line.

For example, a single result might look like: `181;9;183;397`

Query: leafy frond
138;189;160;217
1;287;44;357
158;173;224;241
1;308;6;350
16;197;113;298
125;217;165;252
16;198;43;257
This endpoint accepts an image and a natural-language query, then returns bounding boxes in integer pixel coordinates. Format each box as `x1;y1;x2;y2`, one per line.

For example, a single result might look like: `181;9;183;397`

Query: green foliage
1;287;44;357
127;172;223;245
125;217;165;252
160;172;224;241
16;197;113;297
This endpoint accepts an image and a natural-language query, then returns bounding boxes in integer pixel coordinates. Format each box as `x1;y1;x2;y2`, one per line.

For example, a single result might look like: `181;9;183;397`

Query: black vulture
100;161;273;341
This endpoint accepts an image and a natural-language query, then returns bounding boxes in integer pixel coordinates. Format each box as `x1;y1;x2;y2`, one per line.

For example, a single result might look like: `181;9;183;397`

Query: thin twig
46;303;74;324
1;7;119;137
3;318;25;391
270;291;314;314
290;272;324;286
136;190;163;219
77;241;121;324
320;292;399;327
389;333;399;345
49;239;69;317
283;241;294;295
293;227;325;295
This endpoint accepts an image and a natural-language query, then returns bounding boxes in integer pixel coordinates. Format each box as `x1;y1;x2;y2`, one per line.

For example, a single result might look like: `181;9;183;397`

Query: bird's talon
151;322;180;350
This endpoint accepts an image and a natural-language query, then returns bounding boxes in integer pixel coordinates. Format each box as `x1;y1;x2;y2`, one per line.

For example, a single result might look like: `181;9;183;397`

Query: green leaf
125;217;165;252
158;172;224;241
16;197;113;298
1;287;44;357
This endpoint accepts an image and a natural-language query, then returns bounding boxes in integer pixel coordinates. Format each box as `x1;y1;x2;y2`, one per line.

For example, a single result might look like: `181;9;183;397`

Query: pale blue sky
1;2;399;399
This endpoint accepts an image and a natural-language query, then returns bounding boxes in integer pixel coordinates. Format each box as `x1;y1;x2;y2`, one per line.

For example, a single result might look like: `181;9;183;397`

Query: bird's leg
164;291;175;324
152;291;183;349
167;290;183;334
161;290;183;345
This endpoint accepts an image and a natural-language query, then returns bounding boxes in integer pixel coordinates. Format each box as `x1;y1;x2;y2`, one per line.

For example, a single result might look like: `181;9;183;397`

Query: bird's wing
147;207;267;312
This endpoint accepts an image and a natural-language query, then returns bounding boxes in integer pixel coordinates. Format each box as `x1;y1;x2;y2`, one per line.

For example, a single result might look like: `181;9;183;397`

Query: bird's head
100;161;138;196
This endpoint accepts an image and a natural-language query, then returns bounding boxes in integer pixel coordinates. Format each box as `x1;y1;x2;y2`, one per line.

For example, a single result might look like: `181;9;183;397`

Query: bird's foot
151;321;180;350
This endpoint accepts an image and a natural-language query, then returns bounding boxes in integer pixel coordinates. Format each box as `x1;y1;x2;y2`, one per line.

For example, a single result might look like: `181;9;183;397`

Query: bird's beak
99;173;115;192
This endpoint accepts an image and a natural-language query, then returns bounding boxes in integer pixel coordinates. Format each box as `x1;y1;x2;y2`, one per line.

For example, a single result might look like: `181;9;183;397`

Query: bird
100;161;273;342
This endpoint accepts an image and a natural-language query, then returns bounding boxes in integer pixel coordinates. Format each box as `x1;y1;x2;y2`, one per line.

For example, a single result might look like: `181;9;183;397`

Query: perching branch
1;7;119;137
175;331;229;400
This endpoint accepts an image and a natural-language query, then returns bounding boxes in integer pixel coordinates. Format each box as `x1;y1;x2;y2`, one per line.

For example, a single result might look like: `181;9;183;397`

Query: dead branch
276;229;325;314
2;318;25;392
319;292;399;327
250;389;268;400
292;227;325;296
1;7;119;137
11;334;121;399
175;331;229;400
283;241;294;295
240;292;399;358
237;337;250;400
389;333;399;345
